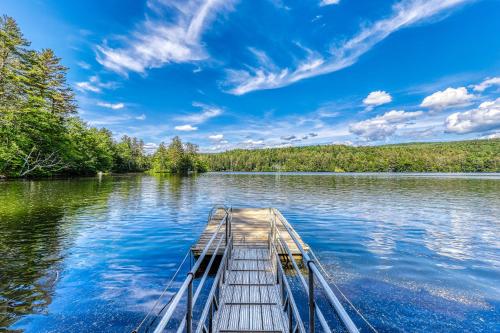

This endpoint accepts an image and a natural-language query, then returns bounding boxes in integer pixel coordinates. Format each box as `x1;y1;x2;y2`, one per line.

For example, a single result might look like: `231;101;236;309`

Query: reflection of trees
151;173;200;210
0;178;114;329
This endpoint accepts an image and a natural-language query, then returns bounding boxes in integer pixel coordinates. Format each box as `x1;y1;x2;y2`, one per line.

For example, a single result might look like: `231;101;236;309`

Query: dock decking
215;247;288;332
151;207;359;333
191;208;309;256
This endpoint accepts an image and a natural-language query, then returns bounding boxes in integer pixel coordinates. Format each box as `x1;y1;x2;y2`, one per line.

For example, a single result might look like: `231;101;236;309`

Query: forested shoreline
1;15;498;179
0;15;204;178
203;139;500;173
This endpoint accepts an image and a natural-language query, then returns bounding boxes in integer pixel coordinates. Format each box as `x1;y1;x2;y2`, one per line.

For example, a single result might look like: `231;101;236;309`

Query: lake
0;173;499;332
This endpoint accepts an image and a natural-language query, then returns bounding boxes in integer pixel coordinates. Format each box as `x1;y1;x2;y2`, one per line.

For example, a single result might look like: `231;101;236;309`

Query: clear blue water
0;173;499;332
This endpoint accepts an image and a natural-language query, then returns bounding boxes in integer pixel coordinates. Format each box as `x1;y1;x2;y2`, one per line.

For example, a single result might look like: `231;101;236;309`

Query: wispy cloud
472;77;500;92
75;76;117;93
176;102;223;124
77;61;91;70
87;114;134;126
173;102;223;133
208;134;224;141
97;102;125;110
225;0;471;95
96;0;235;74
320;0;340;7
76;81;100;93
175;124;198;131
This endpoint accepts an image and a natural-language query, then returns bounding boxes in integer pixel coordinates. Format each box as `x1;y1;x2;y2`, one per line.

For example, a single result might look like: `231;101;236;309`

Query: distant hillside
203;139;500;172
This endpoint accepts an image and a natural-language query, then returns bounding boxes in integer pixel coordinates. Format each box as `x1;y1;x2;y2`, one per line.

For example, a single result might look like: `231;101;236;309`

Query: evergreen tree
0;16;150;177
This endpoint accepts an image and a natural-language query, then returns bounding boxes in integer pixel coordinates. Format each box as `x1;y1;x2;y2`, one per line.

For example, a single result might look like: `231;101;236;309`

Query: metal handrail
271;209;360;333
175;232;226;333
153;209;231;333
269;232;306;333
207;205;229;224
272;224;331;333
195;235;233;333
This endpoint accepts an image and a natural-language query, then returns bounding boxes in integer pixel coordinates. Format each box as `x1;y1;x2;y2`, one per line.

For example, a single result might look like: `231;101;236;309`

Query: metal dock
147;207;360;333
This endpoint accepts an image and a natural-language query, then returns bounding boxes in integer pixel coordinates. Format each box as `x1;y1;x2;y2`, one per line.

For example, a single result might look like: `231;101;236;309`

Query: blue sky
3;0;500;151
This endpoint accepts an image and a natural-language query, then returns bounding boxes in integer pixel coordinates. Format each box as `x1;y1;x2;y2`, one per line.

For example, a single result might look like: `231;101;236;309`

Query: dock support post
308;262;315;333
187;276;193;333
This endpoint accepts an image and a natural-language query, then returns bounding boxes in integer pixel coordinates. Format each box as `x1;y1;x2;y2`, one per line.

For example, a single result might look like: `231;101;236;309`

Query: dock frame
151;207;359;333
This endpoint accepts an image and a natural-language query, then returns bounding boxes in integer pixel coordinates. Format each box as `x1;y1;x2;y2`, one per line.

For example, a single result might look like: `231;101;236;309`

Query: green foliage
112;135;150;172
203;140;500;173
0;16;149;178
150;136;207;174
65;118;114;174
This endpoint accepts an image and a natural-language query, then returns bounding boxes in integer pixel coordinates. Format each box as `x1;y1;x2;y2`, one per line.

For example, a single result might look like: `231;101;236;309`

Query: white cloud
472;77;500;92
76;81;101;93
75;76;116;93
332;140;354;146
177;102;223;124
136;114;146;120
175;124;198;131
77;61;91;70
96;0;235;74
209;134;224;141
420;87;474;109
144;142;159;152
479;132;500;139
363;90;392;109
445;98;500;134
320;0;340;6
244;139;264;147
97;102;125;110
225;0;471;95
86;114;133;126
350;110;423;141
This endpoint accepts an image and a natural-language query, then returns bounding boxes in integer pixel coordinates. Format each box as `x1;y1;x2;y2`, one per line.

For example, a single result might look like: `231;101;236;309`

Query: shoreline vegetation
203;139;500;173
1;15;499;179
0;15;204;179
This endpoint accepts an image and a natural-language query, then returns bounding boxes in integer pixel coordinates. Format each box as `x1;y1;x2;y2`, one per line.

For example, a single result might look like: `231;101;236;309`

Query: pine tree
0;15;30;107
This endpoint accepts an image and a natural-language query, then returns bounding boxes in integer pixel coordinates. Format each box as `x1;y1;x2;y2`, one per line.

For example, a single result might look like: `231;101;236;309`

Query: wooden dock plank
191;208;309;257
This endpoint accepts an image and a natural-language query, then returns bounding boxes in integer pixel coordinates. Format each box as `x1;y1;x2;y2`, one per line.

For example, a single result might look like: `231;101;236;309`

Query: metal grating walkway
149;207;360;333
214;248;288;332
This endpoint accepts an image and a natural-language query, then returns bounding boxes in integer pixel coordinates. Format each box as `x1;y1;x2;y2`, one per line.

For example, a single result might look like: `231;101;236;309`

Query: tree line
0;16;203;178
202;139;500;173
2;15;498;177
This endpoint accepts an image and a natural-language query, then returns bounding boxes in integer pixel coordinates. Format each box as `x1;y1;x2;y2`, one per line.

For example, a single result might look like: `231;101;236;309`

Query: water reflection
0;178;115;329
0;173;498;332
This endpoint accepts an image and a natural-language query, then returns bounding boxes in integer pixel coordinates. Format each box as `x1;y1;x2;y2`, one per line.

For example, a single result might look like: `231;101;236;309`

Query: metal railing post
229;207;232;238
225;215;228;246
187;275;193;333
209;301;213;333
274;209;359;333
308;262;315;333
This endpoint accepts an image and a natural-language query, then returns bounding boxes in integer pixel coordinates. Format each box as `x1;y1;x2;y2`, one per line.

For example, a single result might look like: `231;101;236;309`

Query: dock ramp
145;207;359;333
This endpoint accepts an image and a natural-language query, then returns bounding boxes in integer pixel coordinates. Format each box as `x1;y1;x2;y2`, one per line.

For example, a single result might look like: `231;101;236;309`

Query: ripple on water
0;173;499;332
